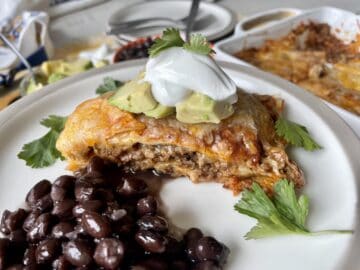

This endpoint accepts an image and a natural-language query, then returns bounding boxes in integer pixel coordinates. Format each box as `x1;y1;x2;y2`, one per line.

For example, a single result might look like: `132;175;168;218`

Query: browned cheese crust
56;91;304;194
235;23;360;115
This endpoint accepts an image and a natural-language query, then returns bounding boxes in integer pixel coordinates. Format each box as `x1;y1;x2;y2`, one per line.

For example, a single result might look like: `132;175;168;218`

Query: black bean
51;175;76;202
23;211;41;232
27;213;54;243
0;209;27;234
23;245;37;266
36;238;61;264
112;215;134;235
52;222;74;239
165;237;183;258
33;193;53;212
26;180;52;208
195;237;229;265
103;203;127;222
87;156;105;175
5;264;23;270
135;230;167;253
81;211;111;239
137;215;168;233
9;229;26;245
95;189;114;202
86;176;106;187
75;181;96;202
23;265;41;270
184;228;203;245
73;200;103;218
0;210;10;234
52;199;75;220
184;228;203;262
0;238;9;269
93;238;124;269
63;240;93;267
120;203;136;217
52;255;71;270
170;260;188;270
137;196;157;216
132;257;168;270
193;261;221;270
51;186;67;202
54;175;76;189
66;223;87;240
116;177;148;198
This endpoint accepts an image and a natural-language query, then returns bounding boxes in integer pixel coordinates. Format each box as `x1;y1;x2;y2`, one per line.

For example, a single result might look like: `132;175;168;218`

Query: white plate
107;0;236;41
0;60;359;270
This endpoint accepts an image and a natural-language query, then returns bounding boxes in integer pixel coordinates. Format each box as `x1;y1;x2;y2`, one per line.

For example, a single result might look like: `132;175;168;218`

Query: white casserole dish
214;6;360;136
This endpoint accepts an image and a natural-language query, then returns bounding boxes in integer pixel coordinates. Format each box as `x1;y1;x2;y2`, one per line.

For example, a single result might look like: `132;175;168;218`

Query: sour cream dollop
144;47;237;106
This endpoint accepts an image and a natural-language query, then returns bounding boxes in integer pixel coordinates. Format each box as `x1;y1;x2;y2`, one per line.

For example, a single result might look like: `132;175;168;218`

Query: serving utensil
185;0;201;41
0;33;35;80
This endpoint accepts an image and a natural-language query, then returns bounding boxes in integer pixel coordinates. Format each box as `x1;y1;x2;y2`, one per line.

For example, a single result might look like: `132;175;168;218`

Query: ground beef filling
101;143;234;182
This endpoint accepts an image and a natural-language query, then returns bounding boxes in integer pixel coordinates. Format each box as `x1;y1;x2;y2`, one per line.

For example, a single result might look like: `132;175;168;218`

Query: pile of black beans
113;37;155;62
0;157;229;269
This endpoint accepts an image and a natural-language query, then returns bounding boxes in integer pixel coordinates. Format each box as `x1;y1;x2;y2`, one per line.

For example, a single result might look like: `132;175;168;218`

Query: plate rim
0;59;359;269
107;0;237;41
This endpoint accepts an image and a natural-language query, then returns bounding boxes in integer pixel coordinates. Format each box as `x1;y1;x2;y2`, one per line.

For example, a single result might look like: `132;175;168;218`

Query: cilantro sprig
18;115;67;168
148;28;213;57
149;28;185;57
183;34;214;55
275;117;322;151
96;77;123;95
234;179;352;240
18;77;123;169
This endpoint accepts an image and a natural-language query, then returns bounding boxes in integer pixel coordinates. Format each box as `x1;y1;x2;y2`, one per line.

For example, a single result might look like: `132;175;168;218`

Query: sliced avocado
94;60;109;68
144;104;175;118
27;81;44;94
26;74;48;94
48;73;67;84
41;60;64;76
108;79;157;113
60;59;93;75
176;93;234;124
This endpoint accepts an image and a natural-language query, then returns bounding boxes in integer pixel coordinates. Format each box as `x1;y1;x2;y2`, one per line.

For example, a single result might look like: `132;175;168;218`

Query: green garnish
18;115;67;168
234;179;352;240
183;33;214;55
149;28;185;57
96;77;123;95
148;28;213;57
275;117;322;151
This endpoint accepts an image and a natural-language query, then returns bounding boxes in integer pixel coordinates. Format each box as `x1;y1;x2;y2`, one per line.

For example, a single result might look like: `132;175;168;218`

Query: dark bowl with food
113;37;155;63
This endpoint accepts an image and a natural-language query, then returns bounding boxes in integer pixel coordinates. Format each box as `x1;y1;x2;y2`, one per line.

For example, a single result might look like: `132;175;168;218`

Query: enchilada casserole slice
56;90;304;194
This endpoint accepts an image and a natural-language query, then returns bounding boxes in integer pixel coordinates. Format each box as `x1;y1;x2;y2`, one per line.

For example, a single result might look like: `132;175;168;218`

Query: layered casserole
235;23;360;115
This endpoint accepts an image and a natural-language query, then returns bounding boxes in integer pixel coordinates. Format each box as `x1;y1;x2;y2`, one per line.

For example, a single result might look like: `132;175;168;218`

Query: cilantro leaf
96;77;123;95
148;28;185;57
234;179;352;240
18;115;67;168
234;181;305;240
183;34;214;55
275;117;322;151
40;115;67;132
273;180;309;230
